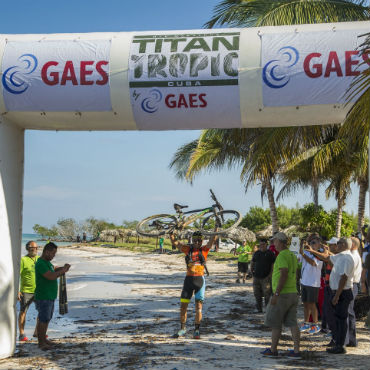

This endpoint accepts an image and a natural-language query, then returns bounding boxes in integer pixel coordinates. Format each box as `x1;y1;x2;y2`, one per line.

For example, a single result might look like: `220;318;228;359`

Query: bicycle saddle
174;203;188;211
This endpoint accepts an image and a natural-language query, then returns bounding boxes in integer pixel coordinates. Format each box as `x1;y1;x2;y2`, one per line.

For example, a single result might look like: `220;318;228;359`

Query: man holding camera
35;242;71;350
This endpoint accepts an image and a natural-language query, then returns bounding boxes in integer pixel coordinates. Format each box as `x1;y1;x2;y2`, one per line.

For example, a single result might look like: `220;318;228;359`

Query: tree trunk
312;179;319;210
335;197;344;238
265;178;279;234
357;178;368;232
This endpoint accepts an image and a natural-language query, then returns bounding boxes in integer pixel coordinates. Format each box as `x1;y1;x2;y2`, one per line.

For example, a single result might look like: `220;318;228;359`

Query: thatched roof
221;227;256;243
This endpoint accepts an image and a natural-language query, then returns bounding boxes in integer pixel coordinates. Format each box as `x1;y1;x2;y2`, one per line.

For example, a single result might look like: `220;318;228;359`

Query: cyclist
170;230;218;339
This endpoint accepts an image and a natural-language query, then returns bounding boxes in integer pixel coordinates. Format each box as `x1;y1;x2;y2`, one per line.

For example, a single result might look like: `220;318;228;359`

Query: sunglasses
309;240;319;246
193;237;203;241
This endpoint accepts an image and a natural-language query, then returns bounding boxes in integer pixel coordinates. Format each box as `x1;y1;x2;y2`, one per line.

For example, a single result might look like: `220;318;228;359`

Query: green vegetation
241;203;368;238
33;217;139;241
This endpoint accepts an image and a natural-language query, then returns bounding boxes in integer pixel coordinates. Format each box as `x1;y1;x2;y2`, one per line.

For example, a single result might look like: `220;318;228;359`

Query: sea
21;233;72;248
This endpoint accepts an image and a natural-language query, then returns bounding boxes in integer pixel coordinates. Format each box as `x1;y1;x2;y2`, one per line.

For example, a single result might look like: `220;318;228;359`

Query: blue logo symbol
262;47;299;89
141;89;162;113
2;54;38;94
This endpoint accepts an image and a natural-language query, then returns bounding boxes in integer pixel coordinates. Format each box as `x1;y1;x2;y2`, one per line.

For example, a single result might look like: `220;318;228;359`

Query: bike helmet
192;231;203;238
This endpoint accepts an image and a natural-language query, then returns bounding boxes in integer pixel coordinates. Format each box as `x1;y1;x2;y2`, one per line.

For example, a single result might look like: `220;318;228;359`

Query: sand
0;244;369;370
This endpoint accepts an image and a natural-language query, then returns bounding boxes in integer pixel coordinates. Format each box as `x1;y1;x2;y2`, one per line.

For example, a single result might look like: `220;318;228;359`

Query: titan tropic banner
128;30;241;130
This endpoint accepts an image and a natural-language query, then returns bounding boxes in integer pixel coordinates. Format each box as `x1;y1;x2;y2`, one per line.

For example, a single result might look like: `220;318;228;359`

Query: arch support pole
0;119;24;359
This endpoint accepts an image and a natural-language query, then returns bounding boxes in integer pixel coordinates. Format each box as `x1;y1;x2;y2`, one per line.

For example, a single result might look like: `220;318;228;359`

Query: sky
1;0;367;233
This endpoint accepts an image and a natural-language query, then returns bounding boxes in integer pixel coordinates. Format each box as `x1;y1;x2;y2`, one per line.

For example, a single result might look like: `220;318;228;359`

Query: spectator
251;238;275;313
18;241;39;342
363;251;370;294
262;232;300;359
312;237;355;354
345;237;362;347
235;241;253;283
82;232;87;243
322;237;338;336
268;235;279;257
298;234;323;334
159;237;164;254
35;242;71;350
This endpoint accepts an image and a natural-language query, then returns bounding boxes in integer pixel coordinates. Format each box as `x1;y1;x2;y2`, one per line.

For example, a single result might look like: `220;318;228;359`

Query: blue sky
1;0;366;232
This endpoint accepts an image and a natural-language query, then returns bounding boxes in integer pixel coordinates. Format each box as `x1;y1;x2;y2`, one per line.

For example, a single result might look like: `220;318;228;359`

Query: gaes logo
2;54;38;94
262;46;299;89
141;89;163;113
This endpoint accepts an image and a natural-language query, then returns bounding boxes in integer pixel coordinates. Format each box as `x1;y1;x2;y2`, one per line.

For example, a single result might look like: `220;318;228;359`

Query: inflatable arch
1;20;369;358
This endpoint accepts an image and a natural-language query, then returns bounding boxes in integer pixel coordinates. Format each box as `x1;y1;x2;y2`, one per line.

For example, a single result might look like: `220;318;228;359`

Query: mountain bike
136;189;242;237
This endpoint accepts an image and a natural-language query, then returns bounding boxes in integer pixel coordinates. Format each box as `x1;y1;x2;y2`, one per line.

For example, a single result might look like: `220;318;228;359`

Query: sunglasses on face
193;237;203;242
309;240;319;246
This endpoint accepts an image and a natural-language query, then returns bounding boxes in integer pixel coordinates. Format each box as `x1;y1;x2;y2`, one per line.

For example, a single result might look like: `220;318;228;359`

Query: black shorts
19;292;35;313
301;284;320;303
180;276;205;303
238;262;249;273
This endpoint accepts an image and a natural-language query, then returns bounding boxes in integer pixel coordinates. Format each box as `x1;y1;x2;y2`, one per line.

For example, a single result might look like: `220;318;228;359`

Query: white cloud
24;185;80;200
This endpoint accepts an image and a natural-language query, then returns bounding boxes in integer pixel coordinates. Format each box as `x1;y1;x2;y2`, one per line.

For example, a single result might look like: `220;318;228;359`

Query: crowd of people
18;226;370;359
247;230;368;358
168;227;370;359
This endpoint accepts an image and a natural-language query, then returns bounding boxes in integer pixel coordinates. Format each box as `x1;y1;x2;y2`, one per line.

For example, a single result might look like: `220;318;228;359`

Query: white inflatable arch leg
0;119;24;359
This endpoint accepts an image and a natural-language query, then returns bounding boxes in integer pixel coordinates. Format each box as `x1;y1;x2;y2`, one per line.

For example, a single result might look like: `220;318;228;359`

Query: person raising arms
170;231;218;339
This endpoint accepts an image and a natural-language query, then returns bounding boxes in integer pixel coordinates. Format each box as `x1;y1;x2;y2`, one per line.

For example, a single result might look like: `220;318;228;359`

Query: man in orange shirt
170;231;218;339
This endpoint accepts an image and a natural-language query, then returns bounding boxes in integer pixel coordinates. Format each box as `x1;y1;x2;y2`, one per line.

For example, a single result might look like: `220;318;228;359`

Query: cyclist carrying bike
170;230;218;339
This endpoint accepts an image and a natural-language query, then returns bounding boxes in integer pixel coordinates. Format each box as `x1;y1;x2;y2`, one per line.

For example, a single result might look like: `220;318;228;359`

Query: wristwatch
274;292;279;296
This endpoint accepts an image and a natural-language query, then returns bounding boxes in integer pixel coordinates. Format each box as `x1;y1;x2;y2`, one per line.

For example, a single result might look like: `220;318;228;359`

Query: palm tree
342;31;370;230
203;0;370;230
170;126;334;233
205;0;370;28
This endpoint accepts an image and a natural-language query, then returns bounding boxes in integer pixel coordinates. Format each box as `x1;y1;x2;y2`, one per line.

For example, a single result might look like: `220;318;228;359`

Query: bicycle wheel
136;214;177;237
200;210;242;236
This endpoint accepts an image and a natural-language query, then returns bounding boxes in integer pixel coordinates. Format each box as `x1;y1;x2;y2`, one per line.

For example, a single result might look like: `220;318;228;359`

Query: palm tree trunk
357;178;368;232
265;178;279;233
312;179;319;210
335;197;344;238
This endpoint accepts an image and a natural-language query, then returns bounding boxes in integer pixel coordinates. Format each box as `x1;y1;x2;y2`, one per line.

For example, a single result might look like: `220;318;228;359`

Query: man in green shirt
262;232;301;359
35;242;71;350
235;241;253;283
18;241;39;342
159;237;164;254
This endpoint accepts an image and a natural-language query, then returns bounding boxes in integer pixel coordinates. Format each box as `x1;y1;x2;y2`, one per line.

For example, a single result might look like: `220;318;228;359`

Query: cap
327;237;339;244
273;232;288;243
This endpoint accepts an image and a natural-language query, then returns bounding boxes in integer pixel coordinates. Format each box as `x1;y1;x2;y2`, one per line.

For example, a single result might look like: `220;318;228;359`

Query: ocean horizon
21;233;72;247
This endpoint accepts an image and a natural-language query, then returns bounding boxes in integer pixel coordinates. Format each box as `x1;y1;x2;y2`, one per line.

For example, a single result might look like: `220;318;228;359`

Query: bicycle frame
174;205;217;230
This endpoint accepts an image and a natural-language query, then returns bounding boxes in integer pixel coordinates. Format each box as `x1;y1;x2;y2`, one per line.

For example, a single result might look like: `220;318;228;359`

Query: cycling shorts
180;276;205;303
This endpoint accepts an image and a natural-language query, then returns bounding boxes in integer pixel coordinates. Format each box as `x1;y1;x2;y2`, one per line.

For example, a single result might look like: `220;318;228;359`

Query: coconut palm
205;0;370;28
203;0;370;230
170;126;335;233
280;135;354;236
342;32;370;230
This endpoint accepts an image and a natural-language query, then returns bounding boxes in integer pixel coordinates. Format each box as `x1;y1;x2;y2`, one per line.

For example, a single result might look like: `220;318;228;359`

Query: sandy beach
1;244;369;370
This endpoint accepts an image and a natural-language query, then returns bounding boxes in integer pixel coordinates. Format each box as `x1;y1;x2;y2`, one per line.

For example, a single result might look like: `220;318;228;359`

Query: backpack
185;245;209;276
